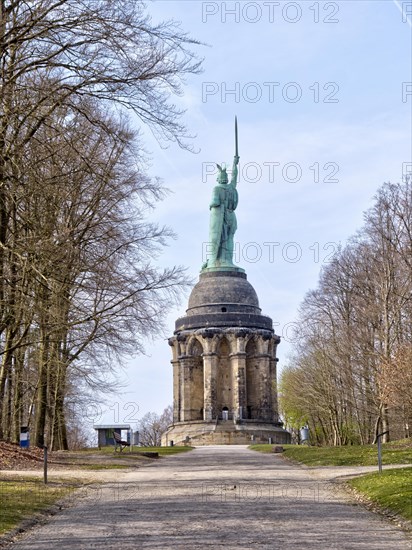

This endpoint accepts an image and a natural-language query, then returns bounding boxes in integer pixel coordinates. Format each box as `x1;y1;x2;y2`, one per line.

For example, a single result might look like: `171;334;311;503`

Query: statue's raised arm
202;117;241;271
230;154;240;187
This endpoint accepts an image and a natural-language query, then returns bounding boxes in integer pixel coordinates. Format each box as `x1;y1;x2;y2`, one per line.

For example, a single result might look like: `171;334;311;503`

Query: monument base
201;265;245;274
161;420;291;446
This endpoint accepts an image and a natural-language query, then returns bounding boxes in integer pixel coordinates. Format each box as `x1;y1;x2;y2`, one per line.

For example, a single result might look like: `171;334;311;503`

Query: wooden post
376;431;389;473
43;445;48;484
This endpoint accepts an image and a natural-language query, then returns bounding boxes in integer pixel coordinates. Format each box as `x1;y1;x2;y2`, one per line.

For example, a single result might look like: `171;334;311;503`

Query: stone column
230;352;247;421
232;330;248;420
269;358;279;422
203;353;218;421
258;354;272;421
180;356;195;422
253;334;272;422
269;335;281;422
172;360;180;422
168;338;180;423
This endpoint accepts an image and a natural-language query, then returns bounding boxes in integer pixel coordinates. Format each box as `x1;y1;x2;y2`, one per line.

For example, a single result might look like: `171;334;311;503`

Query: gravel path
7;446;412;549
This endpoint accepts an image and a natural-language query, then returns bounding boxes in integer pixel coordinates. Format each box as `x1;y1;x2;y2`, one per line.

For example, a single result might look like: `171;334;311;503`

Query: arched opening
188;338;204;421
216;338;233;419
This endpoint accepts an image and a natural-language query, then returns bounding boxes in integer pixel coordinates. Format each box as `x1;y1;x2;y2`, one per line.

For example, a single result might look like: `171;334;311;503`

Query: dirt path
5;446;412;549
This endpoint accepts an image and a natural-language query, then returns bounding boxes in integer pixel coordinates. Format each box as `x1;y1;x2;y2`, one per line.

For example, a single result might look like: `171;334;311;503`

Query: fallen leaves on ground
0;441;46;470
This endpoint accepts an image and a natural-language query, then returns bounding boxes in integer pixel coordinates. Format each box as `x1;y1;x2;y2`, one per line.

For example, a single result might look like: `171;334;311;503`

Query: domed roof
187;271;260;314
175;270;273;332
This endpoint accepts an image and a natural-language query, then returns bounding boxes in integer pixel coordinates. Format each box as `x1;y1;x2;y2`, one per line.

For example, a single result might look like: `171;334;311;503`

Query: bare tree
281;181;412;445
138;405;173;447
0;1;202;447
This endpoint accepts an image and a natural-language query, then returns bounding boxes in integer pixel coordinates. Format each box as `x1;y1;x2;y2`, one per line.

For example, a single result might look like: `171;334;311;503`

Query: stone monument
162;119;291;446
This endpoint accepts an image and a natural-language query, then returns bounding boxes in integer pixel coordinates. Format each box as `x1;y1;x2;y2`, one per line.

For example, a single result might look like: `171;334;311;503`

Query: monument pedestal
162;420;288;446
162;270;291;446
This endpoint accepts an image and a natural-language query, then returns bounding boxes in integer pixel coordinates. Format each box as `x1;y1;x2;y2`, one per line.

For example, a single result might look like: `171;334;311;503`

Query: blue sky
91;1;412;431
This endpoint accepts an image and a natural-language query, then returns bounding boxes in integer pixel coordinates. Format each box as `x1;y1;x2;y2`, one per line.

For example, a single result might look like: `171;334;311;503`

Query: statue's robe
209;182;238;265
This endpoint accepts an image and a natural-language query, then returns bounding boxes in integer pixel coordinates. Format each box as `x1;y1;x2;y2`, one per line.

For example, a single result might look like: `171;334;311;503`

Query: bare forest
0;0;200;449
280;180;412;445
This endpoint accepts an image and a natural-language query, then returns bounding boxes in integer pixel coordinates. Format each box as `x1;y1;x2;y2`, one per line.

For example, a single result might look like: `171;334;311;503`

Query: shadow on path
7;446;412;550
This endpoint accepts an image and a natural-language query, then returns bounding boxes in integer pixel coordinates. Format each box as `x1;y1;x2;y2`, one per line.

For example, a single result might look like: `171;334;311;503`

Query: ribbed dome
175;270;273;332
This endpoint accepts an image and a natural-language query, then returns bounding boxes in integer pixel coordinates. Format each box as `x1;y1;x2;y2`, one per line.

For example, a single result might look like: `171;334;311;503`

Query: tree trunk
12;347;24;443
381;404;390;443
34;332;50;448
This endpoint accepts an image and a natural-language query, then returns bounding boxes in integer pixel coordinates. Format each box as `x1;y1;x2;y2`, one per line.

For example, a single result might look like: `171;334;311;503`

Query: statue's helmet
216;164;228;184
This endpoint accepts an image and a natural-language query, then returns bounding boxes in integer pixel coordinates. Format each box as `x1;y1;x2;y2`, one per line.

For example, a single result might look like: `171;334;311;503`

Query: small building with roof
93;424;131;448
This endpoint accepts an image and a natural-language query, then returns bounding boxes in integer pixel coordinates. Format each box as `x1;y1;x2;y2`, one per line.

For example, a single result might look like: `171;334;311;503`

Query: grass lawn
348;468;412;521
0;479;78;535
249;441;412;467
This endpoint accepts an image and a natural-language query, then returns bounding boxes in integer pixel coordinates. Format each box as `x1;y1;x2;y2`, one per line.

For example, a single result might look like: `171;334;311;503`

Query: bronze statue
203;117;240;270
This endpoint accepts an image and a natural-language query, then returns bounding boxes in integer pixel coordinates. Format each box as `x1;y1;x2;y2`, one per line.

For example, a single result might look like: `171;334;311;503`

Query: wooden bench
113;431;130;453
